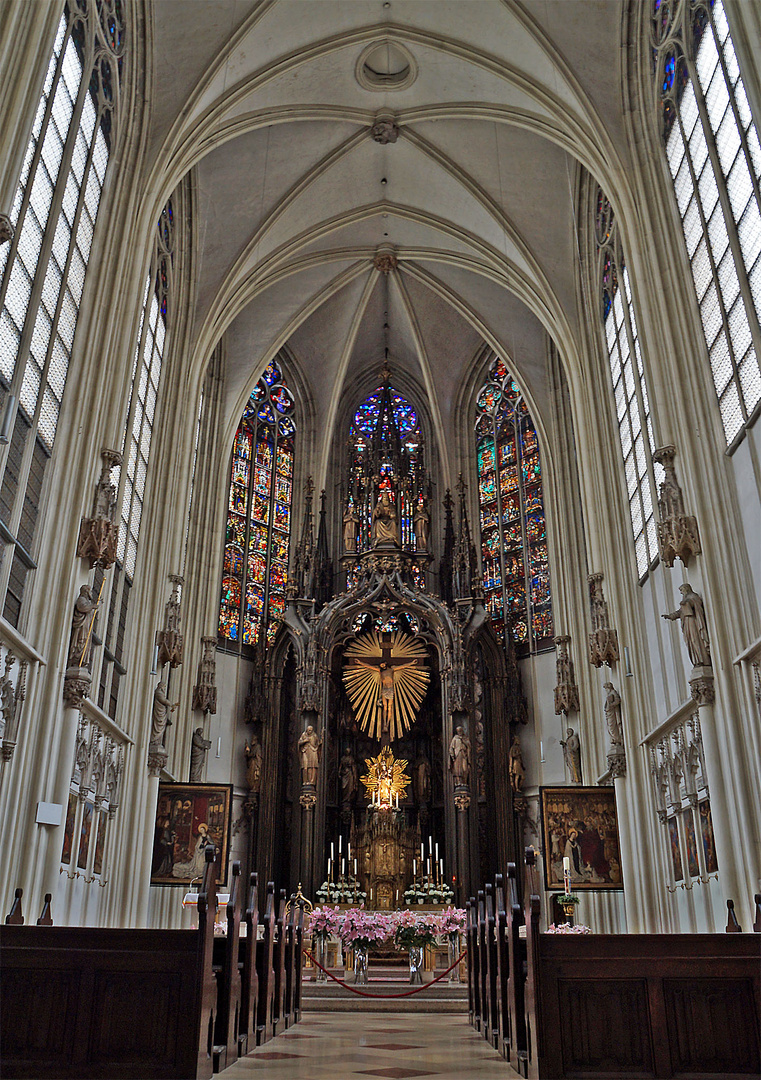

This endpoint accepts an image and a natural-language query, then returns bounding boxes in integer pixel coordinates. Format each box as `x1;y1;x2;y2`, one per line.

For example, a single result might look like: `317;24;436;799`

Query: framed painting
539;786;623;891
151;782;233;886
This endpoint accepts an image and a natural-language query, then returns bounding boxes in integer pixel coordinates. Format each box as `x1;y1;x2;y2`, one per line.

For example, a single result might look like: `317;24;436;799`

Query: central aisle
226;1011;508;1078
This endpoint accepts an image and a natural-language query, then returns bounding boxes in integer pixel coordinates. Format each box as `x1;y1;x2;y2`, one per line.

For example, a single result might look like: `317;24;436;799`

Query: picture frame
539;785;623;891
151;782;233;886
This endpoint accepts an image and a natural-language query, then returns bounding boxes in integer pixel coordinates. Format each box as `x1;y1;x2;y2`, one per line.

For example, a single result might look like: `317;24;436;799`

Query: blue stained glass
262;360;281;386
258;402;276;424
662;51;675;93
355;394;381;434
271;385;294;414
391;394;417;434
278;416;296;437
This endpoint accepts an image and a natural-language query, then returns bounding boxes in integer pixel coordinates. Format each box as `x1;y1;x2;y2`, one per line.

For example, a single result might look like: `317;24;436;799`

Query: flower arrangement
315;878;367;905
339;907;394;950
545;922;592;934
307;906;340;939
393;909;441;949
403;880;455;905
437;906;466;935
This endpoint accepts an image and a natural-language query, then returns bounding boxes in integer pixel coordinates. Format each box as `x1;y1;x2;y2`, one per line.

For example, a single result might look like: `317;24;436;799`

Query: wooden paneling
556;979;653;1075
663;978;760;1075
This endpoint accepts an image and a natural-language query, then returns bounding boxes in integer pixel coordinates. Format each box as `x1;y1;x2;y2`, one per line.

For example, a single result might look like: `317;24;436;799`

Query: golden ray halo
343;628;429;740
360;746;411;808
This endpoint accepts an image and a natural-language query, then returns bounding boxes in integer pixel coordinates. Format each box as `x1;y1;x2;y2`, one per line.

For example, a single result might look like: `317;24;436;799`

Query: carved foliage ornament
649;712;706;823
653;446;701;567
77;448;122;569
191;637;217;714
553;635;580;715
156;575;184;669
587;573;619;667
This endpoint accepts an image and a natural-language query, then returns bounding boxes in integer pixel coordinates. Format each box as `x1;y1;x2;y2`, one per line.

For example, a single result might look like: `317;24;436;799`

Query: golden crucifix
343;629;429;742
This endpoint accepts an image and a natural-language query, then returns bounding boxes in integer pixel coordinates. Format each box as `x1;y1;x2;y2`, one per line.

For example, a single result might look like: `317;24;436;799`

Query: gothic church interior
1;0;761;978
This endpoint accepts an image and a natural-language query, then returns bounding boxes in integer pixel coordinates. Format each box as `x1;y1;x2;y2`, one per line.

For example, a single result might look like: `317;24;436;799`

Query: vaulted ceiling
144;0;633;481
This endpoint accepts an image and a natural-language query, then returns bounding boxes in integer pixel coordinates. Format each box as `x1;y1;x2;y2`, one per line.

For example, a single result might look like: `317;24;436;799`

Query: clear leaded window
0;1;124;626
475;358;553;651
653;0;761;443
595;189;664;579
219;360;296;647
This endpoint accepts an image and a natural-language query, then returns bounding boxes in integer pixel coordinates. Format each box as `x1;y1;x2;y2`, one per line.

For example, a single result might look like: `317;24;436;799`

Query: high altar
244;372;526;905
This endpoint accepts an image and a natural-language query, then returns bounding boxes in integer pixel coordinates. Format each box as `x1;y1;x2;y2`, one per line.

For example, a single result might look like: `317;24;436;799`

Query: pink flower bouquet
307;906;340;939
437;906;466;935
339;907;394;950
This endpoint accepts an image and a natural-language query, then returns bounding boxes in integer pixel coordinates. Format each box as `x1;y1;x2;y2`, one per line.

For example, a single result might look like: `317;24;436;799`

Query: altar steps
302;965;469;1013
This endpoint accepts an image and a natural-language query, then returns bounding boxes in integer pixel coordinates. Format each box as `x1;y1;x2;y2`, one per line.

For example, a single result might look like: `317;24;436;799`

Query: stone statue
189;727;212;782
560;727;582;784
662;583;711;668
297;724;323;786
151;681;178;747
339;747;358;804
603;682;623;746
245;734;263;793
508;734;525;793
343;506;359;552
414;753;431;803
414;500;430;551
68;585;97;669
448;725;471;785
371;490;399;546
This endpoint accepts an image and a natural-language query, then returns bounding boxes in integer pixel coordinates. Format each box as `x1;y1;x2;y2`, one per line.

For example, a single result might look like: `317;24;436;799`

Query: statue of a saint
603;682;623;746
151;681;179;747
189;727;212;782
449;725;471;785
68;585;97;669
298;724;323;786
339;747;358;804
245;734;263;793
414;753;431;803
343;506;359;553
413;500;430;551
662;583;711;668
560;727;582;784
371;490;399;546
508;734;525;793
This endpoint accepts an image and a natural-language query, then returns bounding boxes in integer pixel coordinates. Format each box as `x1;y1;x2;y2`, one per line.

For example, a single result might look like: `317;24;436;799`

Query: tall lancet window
594;190;663;579
219;359;296;647
475;358;553;651
0;0;125;626
653;0;761;443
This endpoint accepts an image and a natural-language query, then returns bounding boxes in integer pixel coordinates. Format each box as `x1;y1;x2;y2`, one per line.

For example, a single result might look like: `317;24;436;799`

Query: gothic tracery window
653;0;761;443
595;189;664;579
219;359;296;647
475;358;553;651
0;0;124;626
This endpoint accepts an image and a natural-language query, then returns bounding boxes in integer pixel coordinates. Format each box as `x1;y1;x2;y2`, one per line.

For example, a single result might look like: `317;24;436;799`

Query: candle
429;835;433;855
331;842;335;862
327;858;332;879
341;857;345;877
348;842;351;861
563;856;571;893
339;835;342;854
439;858;443;875
413;859;417;876
435;843;439;864
395;889;399;902
420;843;425;861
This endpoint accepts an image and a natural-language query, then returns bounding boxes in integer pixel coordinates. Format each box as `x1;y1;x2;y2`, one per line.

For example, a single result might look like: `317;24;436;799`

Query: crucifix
343;627;429;743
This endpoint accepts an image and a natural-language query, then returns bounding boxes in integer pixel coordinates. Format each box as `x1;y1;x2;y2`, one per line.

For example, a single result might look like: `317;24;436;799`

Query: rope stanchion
304;948;466;999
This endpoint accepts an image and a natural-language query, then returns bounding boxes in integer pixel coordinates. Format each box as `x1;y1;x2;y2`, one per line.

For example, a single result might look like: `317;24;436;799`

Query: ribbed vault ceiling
145;0;630;479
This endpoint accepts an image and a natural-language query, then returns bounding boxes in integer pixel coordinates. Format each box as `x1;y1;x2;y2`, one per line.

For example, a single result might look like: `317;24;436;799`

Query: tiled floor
225;1012;508;1078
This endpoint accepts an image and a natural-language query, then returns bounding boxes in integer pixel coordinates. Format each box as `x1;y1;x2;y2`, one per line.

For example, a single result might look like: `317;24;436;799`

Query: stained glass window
653;0;761;444
475;359;553;649
594;189;664;579
219;359;296;646
0;1;124;625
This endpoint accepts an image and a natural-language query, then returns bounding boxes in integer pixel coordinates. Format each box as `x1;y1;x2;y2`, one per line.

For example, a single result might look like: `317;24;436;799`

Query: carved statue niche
413;751;431;804
76;448;122;568
339;746;358;805
553;635;580;715
191;637;218;714
653;446;701;567
587;573;619;667
156;575;184;669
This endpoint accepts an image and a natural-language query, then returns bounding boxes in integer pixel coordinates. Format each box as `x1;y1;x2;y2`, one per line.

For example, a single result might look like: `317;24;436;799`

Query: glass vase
353;943;369;984
448;931;461;982
409;944;424;984
314;933;328;982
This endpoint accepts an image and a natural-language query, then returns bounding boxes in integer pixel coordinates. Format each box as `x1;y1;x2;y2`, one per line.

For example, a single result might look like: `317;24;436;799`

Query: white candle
413;859;417;876
563;856;570;874
420;843;425;861
354;858;357;876
331;842;335;862
339;835;342;854
327;858;331;878
435;843;439;862
348;842;351;861
439;858;443;875
429;835;433;854
341;858;345;876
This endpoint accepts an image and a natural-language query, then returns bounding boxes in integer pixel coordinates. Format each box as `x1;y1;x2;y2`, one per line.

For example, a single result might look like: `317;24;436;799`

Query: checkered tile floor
225;1012;507;1078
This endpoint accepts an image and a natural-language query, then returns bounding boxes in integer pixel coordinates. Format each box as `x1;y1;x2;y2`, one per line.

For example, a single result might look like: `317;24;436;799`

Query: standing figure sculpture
343;505;359;553
189;727;212;782
245;734;263;794
414;753;431;804
151;681;179;748
449;725;471;785
508;734;525;793
298;724;323;786
560;727;582;784
662;583;711;668
413;499;430;551
371;490;399;546
339;747;358;804
603;683;624;746
68;585;97;669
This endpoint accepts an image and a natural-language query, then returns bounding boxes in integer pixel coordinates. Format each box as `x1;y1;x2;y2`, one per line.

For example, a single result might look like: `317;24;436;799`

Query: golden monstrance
360;746;411;809
342;629;429;741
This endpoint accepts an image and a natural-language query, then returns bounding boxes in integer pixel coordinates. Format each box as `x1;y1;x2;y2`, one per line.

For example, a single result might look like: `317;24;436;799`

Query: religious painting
698;799;718;874
60;791;77;865
77;800;94;870
539;786;623;890
684;810;700;878
668;817;683;882
151;783;233;886
93;812;107;877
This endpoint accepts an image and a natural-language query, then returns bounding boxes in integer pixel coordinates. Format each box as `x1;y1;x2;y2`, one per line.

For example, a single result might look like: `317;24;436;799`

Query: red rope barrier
303;948;467;999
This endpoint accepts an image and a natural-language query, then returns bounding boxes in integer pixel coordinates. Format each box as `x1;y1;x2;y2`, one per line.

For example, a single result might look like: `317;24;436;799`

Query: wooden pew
5;887;23;924
505;862;527;1077
282;896;302;1029
465;899;477;1027
212;861;242;1072
493;874;510;1060
37;893;53;925
0;846;219;1080
521;872;761;1078
291;899;305;1024
255;881;276;1046
272;888;288;1035
726;898;743;932
483;883;499;1048
755;893;761;933
477;890;487;1034
238;872;259;1057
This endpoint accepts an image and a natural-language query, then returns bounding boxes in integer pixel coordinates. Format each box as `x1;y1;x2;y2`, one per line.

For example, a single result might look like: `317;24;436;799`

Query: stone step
303;967;469;1012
